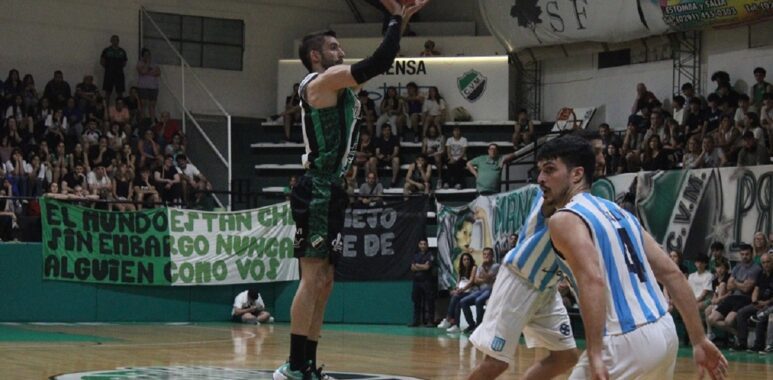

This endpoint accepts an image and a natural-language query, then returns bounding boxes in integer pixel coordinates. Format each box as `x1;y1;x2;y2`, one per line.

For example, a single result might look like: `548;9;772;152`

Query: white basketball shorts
569;313;678;380
469;267;576;366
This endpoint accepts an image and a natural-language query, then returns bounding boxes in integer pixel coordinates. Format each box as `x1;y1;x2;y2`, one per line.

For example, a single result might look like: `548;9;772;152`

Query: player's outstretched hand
693;337;728;380
403;0;430;20
380;0;430;19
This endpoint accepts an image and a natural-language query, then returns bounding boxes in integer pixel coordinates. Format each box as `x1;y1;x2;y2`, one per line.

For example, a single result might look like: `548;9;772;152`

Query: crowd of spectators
606;67;773;174
0;35;216;241
662;236;773;354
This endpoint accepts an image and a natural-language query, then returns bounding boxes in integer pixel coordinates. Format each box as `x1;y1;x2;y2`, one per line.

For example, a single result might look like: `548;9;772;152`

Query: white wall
0;0;363;118
541;24;773;130
318;36;505;59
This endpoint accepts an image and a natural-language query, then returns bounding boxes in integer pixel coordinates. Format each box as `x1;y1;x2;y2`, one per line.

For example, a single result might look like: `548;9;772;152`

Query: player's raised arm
548;211;609;380
306;0;428;98
641;231;728;380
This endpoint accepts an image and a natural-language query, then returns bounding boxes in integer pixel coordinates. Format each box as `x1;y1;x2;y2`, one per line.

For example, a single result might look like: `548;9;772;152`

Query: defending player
540;135;727;380
467;131;606;380
273;1;428;379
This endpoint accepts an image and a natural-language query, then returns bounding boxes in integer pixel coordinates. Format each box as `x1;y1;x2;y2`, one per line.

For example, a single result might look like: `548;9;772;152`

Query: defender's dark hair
298;30;337;72
536;135;596;186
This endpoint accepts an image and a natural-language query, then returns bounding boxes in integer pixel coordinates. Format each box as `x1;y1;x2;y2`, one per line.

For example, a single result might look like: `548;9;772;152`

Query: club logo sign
457;70;487;103
51;366;423;380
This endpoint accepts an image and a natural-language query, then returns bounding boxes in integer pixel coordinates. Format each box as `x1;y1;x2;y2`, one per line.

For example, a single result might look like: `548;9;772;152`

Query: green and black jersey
299;72;361;179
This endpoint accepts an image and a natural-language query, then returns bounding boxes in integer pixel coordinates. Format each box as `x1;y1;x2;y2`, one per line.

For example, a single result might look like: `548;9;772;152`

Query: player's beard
321;55;343;70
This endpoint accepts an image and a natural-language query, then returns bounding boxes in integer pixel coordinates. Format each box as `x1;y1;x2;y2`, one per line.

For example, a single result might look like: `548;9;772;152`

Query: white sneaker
268;316;275;323
446;325;460;333
437;319;451;329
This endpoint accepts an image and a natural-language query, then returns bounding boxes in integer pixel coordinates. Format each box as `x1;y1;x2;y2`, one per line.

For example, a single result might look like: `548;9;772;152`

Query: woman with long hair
422;86;446;138
4;69;23;104
112;162;135;212
404;154;432;196
375;86;406;138
22;74;39;114
439;252;477;333
640;135;672;171
752;232;770;264
404;82;424;141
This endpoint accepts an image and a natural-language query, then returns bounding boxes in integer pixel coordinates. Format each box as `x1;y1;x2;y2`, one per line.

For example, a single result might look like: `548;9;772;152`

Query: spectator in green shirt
466;144;516;195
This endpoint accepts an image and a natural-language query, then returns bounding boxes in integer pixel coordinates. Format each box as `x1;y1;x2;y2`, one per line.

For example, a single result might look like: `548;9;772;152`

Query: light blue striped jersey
554;192;667;335
502;186;562;290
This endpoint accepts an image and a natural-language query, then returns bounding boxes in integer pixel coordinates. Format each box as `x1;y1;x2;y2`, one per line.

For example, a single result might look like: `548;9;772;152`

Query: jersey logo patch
310;235;325;249
491;336;506;352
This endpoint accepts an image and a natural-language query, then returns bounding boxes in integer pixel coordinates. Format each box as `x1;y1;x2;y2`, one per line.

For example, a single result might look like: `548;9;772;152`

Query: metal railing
139;7;233;210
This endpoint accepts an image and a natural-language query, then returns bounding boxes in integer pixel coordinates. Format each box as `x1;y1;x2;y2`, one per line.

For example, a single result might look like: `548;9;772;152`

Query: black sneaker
463;325;476;335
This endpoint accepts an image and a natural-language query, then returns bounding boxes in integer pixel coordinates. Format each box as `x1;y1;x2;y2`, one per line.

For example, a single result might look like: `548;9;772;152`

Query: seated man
357;171;383;206
232;288;273;324
175;154;212;206
374;125;401;187
707;244;762;345
735;252;772;352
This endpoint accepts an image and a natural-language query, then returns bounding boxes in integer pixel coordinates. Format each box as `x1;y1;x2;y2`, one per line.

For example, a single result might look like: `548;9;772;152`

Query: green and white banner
435;185;539;290
41;199;299;286
168;204;298;285
437;164;773;286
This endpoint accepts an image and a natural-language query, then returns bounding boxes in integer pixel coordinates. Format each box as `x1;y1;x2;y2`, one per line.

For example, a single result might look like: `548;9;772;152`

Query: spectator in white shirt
175;154;211;205
689;255;714;315
672;95;689;127
231;288;273;324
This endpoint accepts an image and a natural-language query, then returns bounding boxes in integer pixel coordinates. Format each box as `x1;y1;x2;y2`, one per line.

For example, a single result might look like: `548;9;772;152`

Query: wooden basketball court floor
0;322;770;379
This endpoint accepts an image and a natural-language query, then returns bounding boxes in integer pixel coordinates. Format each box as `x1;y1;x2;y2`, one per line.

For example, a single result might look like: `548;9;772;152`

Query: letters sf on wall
277;57;509;121
480;0;772;51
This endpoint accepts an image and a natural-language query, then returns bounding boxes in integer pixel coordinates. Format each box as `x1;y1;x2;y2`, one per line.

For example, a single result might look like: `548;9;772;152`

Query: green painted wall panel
95;285;191;322
0;243;98;322
0;245;413;324
341;282;413;324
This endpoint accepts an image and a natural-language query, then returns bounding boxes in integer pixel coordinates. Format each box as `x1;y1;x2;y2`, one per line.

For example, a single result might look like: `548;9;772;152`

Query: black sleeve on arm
351;15;402;84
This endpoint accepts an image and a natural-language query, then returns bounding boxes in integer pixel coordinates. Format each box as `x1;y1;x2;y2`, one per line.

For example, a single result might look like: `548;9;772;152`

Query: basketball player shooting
273;1;429;379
